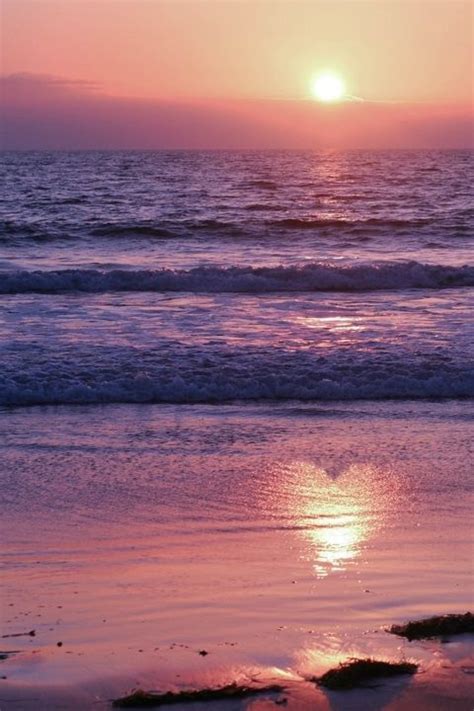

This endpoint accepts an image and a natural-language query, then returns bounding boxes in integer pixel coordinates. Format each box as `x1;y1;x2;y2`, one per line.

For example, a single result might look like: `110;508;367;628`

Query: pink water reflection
267;460;399;578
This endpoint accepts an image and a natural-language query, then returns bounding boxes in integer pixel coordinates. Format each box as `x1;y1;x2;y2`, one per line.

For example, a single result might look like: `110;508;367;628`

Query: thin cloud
1;72;472;150
2;73;101;89
1;73;102;97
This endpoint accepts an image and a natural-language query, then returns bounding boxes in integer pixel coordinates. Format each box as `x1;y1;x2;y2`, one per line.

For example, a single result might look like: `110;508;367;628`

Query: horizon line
2;146;473;153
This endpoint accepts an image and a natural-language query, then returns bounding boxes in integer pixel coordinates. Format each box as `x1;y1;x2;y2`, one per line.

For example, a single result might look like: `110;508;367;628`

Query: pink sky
1;0;473;149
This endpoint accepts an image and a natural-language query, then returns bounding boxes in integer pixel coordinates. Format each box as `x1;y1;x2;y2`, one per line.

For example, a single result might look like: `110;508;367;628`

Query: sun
311;72;345;103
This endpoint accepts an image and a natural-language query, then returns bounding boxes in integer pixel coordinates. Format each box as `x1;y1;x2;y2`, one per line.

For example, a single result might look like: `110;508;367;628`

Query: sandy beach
2;401;473;709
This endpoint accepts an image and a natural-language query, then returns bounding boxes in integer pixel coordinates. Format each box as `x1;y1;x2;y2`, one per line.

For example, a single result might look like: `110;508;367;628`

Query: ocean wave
2;212;471;244
90;224;176;238
266;217;433;229
0;218;246;243
0;220;56;242
89;218;245;238
0;344;472;406
244;180;278;189
1;261;473;294
245;203;284;211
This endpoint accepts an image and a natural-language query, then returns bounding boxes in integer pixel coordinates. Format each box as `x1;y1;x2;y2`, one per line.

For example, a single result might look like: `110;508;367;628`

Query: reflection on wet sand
275;460;395;578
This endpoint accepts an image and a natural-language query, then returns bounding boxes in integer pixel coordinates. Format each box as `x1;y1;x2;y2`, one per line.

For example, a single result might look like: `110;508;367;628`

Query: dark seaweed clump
112;682;285;707
314;658;418;690
390;612;474;641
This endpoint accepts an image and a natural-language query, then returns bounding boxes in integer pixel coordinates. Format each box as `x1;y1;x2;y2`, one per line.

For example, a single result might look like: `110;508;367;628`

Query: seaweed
314;658;418;690
389;612;474;641
112;682;285;707
1;630;35;638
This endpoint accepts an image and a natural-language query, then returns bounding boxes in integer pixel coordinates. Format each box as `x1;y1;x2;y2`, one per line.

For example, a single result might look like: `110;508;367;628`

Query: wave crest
1;261;473;294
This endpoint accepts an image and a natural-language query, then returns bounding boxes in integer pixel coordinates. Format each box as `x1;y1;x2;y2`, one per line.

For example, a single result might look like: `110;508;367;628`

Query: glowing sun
311;72;345;102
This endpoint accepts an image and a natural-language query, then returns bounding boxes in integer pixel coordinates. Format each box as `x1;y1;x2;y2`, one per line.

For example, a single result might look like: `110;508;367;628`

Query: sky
1;0;473;149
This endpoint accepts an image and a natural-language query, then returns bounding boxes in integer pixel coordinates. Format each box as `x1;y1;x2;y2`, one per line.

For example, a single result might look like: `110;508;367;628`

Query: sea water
0;149;473;405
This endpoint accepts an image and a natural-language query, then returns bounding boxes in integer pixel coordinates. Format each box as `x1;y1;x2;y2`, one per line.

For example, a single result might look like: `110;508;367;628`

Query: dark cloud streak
1;73;472;150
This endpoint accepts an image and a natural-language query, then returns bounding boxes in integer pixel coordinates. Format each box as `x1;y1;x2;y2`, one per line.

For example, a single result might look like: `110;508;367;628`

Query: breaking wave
0;343;472;407
1;261;473;294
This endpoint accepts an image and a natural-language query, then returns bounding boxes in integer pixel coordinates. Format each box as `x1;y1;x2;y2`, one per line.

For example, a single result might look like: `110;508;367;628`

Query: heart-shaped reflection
269;460;396;577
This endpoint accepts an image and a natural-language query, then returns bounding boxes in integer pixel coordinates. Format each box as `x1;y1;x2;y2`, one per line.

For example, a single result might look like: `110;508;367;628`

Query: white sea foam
1;344;472;406
1;261;473;294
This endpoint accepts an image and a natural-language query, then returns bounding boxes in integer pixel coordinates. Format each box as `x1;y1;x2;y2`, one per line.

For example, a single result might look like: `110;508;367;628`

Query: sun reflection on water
295;315;364;333
273;460;392;578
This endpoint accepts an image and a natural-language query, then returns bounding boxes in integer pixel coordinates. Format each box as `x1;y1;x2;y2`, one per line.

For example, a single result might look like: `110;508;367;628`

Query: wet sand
1;401;473;708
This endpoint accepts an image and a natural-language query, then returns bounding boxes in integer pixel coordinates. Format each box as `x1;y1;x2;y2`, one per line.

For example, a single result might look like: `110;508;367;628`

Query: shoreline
2;634;473;710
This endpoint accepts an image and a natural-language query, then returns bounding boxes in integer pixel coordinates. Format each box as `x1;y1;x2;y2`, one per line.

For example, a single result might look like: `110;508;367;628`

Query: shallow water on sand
1;401;473;708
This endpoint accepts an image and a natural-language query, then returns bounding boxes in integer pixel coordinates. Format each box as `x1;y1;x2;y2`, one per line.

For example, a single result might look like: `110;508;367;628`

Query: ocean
1;149;473;406
1;150;473;709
